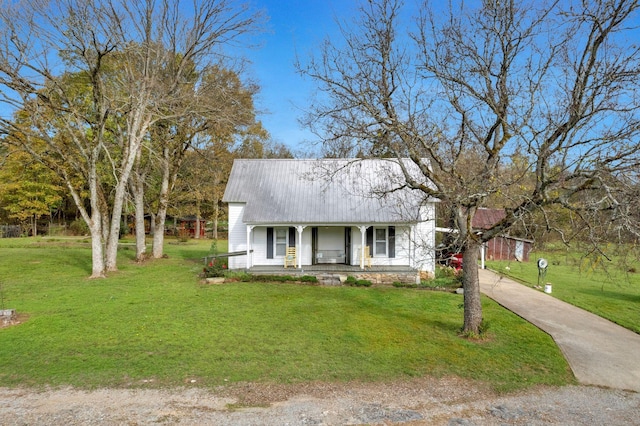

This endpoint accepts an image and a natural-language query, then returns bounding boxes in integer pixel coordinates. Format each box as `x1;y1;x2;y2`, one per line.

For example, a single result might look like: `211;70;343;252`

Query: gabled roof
222;158;431;225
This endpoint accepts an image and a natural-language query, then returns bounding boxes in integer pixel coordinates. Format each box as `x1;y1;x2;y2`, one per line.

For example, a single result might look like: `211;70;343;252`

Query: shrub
177;228;190;243
393;281;418;288
210;239;219;255
344;276;372;287
202;257;228;278
242;275;294;282
223;271;252;281
435;265;461;279
68;219;89;236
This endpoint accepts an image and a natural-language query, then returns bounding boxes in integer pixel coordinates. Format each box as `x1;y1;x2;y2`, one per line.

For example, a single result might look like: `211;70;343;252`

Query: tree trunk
88;194;106;278
105;133;145;271
152;148;171;258
461;242;483;335
131;179;147;262
105;179;127;271
152;208;167;257
152;143;185;257
32;214;37;237
64;158;106;278
150;212;156;236
194;198;201;239
89;221;106;278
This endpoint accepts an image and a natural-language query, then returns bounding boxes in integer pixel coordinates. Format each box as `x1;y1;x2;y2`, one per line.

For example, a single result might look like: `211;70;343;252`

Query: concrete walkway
478;268;640;393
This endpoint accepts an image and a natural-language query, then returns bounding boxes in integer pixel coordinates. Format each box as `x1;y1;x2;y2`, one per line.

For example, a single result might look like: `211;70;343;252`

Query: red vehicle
446;252;463;270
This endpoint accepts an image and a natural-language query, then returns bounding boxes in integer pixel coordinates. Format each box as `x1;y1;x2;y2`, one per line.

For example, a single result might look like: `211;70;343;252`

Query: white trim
358;225;368;269
246;226;254;269
296;225;305;269
373;226;388;257
274;227;287;257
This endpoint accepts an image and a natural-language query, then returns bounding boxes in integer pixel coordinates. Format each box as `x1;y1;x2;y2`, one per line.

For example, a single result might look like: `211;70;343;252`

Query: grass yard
0;237;573;392
487;248;640;334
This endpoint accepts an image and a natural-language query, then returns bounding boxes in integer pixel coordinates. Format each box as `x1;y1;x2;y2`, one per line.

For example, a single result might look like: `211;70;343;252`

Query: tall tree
0;0;263;277
0;145;64;235
298;0;640;334
146;64;266;256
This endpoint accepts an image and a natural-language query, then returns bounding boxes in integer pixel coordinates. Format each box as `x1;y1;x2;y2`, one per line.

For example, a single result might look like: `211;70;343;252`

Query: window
375;227;387;256
275;228;287;256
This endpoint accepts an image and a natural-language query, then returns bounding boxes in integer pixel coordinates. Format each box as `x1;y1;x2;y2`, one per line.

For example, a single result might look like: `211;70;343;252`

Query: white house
222;158;436;276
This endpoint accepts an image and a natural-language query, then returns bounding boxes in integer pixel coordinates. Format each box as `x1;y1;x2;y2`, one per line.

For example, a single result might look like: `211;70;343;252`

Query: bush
433;266;463;286
68;219;89;236
202;257;228;278
393;281;418;288
238;273;318;283
345;276;372;287
223;271;252;281
435;265;461;279
177;228;190;243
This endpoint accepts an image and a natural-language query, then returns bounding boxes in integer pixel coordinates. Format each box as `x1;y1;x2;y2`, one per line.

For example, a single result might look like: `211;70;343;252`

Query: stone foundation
317;272;420;286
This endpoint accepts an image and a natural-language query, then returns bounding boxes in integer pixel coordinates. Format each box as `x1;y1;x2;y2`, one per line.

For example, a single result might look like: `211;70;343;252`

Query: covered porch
241;223;422;271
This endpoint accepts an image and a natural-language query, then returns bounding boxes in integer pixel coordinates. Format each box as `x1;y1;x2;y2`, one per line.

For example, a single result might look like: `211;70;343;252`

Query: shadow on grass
578;287;640;303
427;319;464;334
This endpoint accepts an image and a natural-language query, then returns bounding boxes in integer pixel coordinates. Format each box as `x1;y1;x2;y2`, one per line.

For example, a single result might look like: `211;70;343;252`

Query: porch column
246;225;254;269
409;224;415;269
358;225;368;270
296;225;306;269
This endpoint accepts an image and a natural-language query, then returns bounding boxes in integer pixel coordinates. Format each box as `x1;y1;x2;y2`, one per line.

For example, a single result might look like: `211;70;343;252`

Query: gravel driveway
1;377;638;425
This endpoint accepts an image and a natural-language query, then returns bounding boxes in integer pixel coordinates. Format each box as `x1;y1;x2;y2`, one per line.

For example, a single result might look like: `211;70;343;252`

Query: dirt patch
0;378;638;425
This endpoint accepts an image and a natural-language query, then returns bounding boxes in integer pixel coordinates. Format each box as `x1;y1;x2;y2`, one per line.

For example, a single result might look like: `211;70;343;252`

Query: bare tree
0;0;263;277
147;64;264;255
298;0;640;334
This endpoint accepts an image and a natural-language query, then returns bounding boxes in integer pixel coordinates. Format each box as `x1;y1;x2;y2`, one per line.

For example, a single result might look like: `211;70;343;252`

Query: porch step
317;274;346;286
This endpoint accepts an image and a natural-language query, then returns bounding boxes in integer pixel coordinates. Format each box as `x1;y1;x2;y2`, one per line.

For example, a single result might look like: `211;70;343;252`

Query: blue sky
0;1;355;153
243;0;359;152
0;1;380;154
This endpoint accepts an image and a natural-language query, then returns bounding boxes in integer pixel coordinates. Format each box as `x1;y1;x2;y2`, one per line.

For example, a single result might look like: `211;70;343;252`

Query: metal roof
472;208;507;230
222;159;431;225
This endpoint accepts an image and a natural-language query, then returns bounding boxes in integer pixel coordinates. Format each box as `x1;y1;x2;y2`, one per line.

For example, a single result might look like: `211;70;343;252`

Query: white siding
250;226;312;267
352;226;364;266
299;228;313;265
227;203;247;269
351;226;412;267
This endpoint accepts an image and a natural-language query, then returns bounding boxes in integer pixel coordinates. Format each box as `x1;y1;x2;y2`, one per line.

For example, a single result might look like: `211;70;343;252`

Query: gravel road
1;377;638;425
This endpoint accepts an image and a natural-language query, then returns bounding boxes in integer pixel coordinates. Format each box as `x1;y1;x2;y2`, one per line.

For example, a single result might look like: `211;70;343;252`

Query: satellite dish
537;258;548;269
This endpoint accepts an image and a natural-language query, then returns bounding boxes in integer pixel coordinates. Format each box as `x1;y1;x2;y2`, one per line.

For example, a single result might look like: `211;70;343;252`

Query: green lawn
487;249;640;334
0;237;573;392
